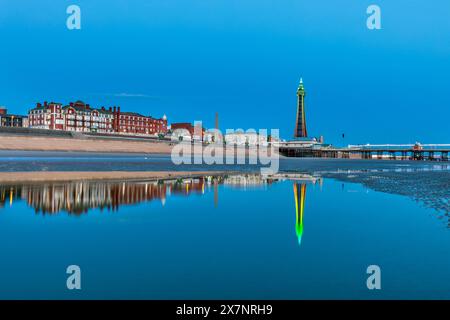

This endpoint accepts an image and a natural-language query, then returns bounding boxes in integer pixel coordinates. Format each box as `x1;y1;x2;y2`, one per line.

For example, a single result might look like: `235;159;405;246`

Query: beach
0;134;173;154
0;134;273;157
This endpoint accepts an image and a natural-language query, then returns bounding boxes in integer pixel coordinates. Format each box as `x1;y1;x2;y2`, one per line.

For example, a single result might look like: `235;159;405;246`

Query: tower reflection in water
293;183;307;245
289;174;322;246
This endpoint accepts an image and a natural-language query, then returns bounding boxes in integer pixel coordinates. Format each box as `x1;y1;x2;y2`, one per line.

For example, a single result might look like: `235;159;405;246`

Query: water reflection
288;175;321;246
0;186;15;208
1;177;215;215
1;170;447;251
0;175;281;215
294;183;306;245
0;174;326;249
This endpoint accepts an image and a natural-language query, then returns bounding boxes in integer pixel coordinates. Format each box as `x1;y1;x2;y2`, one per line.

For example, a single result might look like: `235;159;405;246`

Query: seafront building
170;122;205;141
63;101;115;133
0;106;28;128
28;100;167;136
113;106;167;135
28;102;65;130
224;131;270;146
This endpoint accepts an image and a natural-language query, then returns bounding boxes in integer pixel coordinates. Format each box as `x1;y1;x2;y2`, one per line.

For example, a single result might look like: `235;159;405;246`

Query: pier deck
278;146;450;161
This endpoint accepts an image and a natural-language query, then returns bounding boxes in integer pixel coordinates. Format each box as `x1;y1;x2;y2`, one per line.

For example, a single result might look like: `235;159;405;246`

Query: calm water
0;151;449;299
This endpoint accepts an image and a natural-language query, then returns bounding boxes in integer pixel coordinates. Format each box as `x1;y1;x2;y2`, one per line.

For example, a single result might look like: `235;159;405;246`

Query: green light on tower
294;183;306;245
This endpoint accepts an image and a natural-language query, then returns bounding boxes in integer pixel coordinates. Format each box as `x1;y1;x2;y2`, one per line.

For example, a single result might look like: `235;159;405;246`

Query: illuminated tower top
297;78;305;96
294;78;308;138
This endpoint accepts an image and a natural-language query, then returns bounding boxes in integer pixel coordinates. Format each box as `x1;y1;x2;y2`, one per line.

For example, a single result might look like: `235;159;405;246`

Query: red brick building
171;122;204;140
28;101;65;130
28;101;167;136
112;106;167;135
63;101;114;134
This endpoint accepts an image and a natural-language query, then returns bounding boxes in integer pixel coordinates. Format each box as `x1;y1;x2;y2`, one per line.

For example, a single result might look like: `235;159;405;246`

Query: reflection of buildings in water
270;173;320;184
214;179;218;208
0;177;212;215
293;183;307;245
2;174;318;223
169;178;206;196
1;174;277;214
223;174;274;187
0;186;21;208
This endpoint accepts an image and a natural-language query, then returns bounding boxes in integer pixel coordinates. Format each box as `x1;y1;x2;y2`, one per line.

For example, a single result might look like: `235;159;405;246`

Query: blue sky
1;0;449;145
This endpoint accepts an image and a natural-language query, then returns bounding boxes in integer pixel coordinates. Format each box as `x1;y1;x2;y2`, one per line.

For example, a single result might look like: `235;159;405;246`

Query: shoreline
0;171;228;183
0;134;266;156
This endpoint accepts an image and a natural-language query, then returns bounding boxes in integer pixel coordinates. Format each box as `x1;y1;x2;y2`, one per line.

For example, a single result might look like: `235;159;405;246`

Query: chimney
70;102;73;106
101;106;105;111
44;101;48;107
86;104;90;109
36;102;40;108
118;106;121;113
109;107;112;112
113;107;116;113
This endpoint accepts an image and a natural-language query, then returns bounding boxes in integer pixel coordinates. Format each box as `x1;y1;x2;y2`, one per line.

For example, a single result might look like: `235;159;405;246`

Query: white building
224;131;268;146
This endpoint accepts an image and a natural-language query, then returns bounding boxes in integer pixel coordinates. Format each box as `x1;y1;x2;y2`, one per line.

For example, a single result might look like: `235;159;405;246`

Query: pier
278;143;450;161
280;79;449;162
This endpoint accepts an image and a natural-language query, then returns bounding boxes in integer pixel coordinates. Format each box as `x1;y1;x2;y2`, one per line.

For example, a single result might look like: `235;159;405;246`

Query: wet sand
0;171;226;183
326;170;450;217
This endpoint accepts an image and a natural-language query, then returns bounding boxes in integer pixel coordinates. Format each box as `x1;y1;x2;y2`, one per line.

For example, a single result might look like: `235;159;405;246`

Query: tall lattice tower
294;78;308;138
